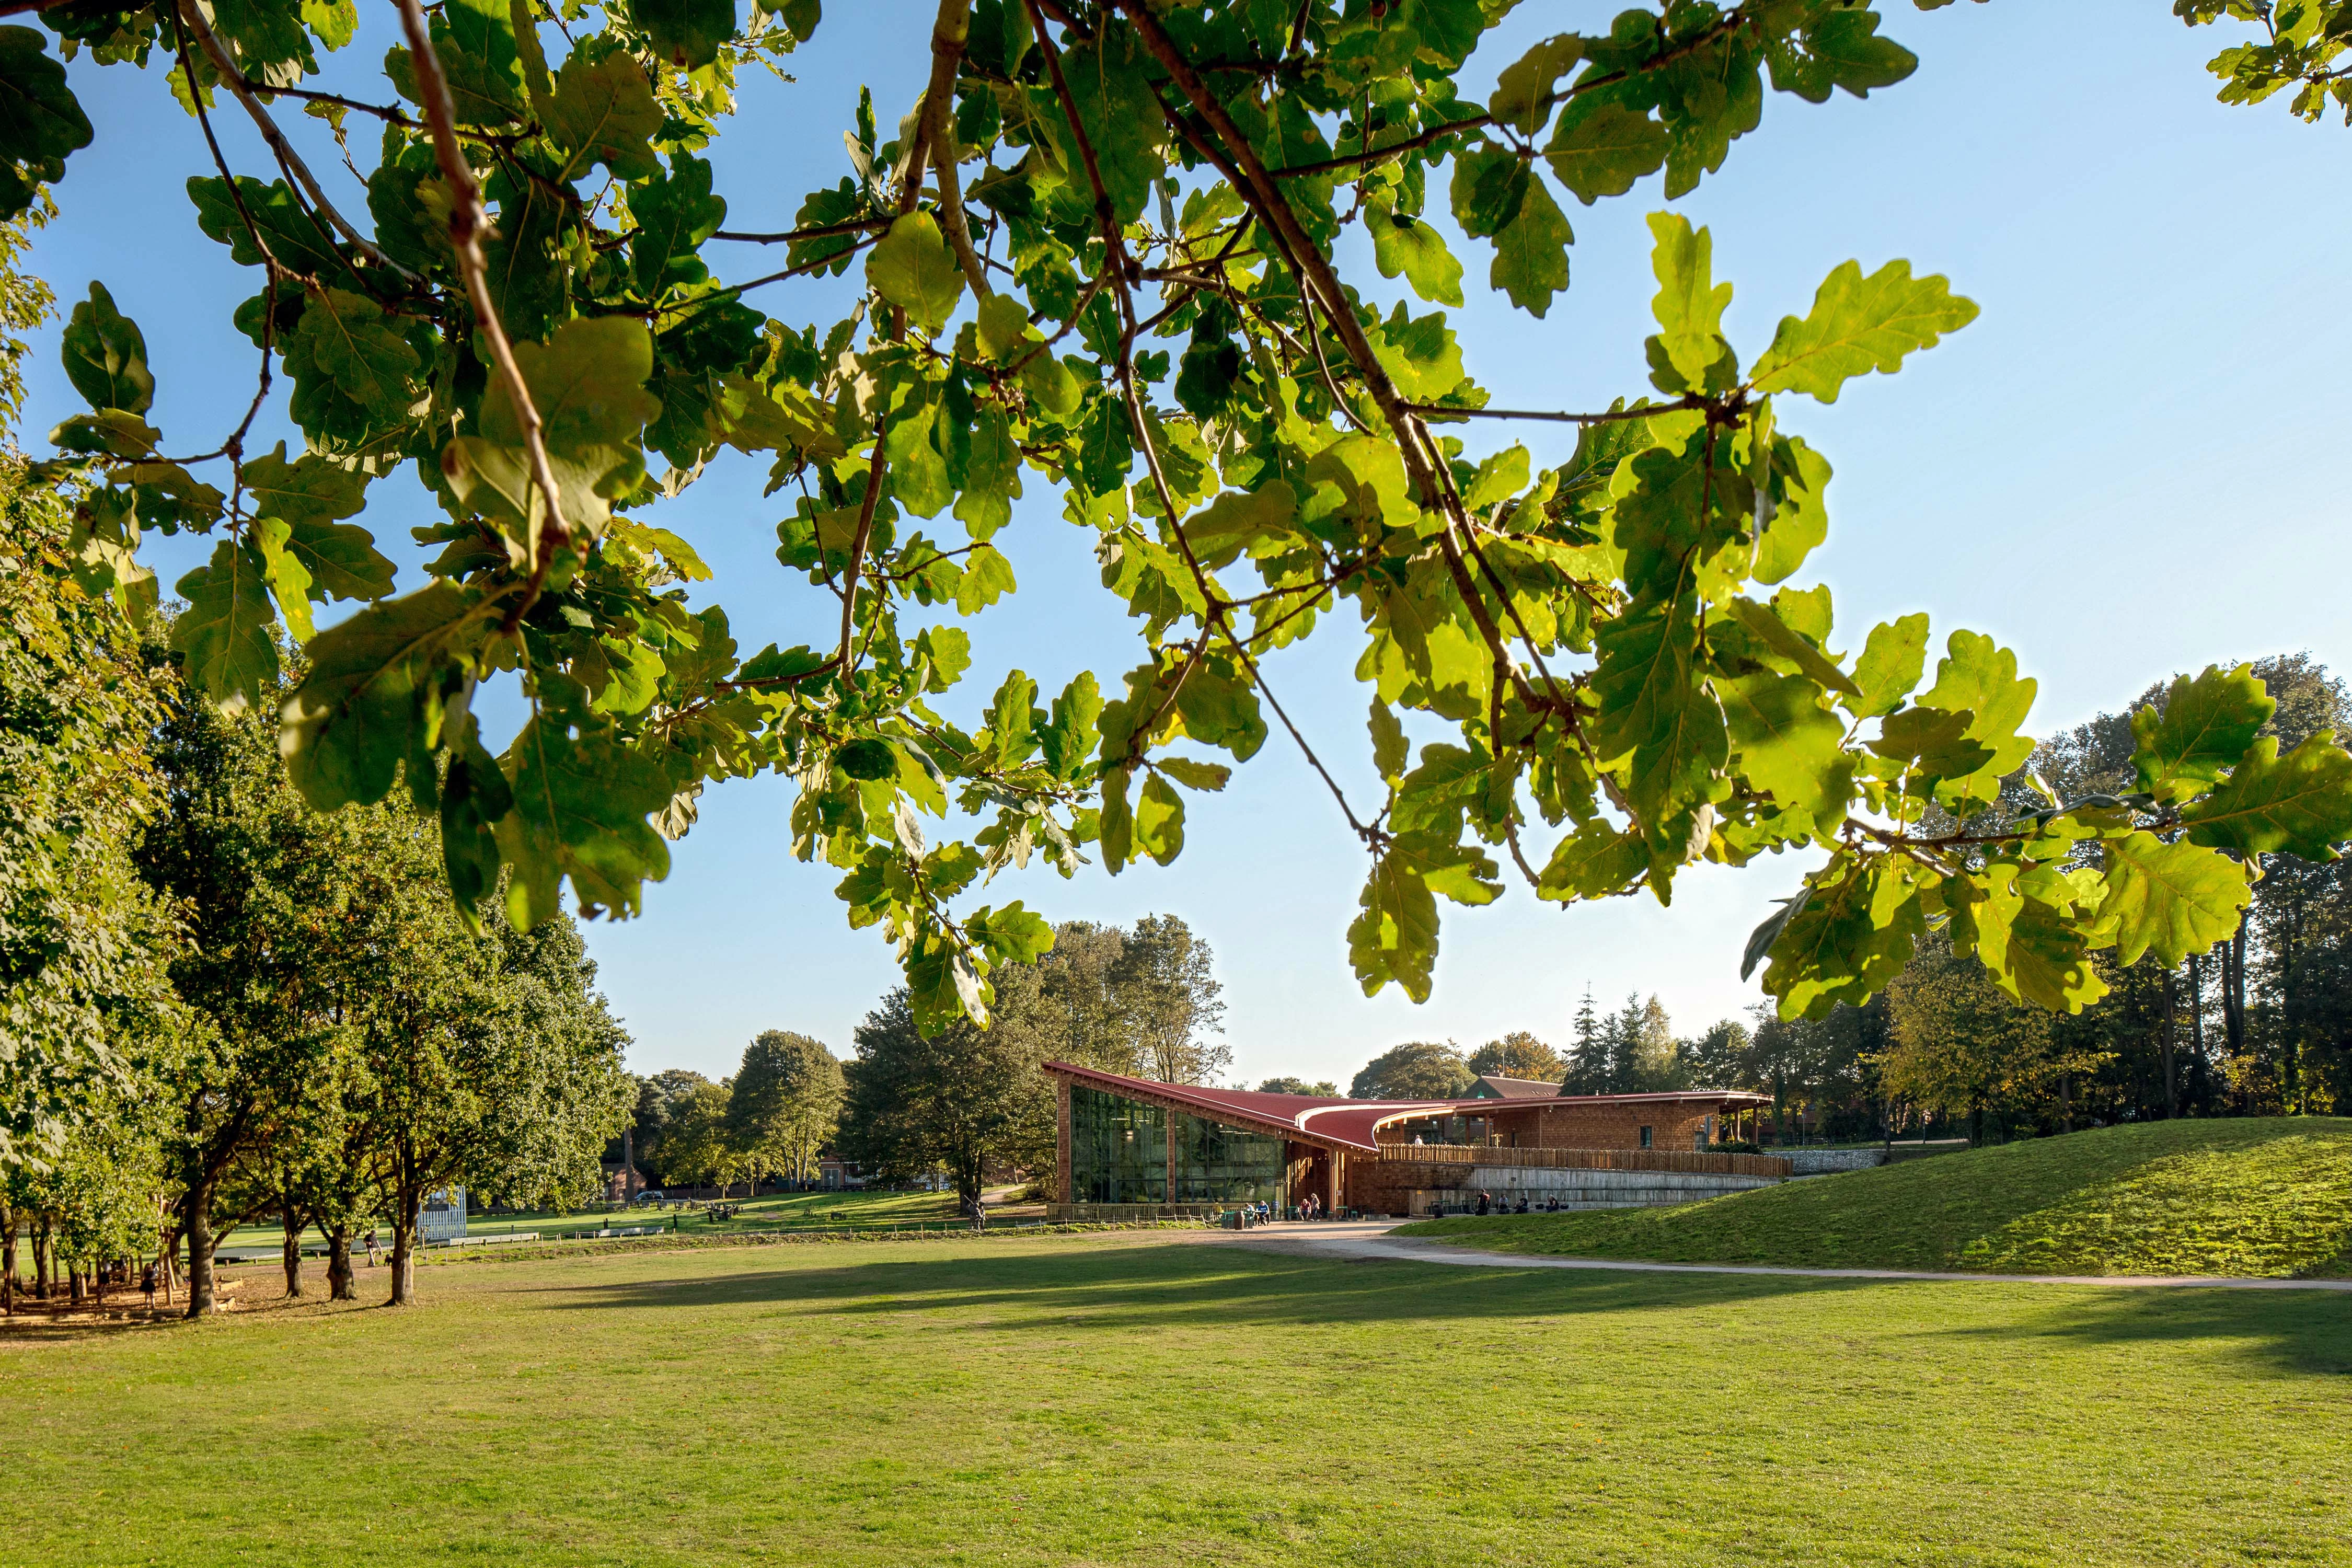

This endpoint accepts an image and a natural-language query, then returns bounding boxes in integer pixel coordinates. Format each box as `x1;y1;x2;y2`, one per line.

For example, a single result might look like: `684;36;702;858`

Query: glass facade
1069;1085;1167;1204
1381;1114;1491;1147
1170;1111;1289;1205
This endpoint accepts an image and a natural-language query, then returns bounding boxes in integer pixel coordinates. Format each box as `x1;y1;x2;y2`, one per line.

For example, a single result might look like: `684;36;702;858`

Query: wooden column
1325;1151;1342;1214
1165;1106;1178;1205
1055;1079;1073;1204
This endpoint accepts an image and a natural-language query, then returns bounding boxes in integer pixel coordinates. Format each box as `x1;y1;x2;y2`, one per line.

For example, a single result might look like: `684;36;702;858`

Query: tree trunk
2221;933;2248;1101
183;1181;218;1319
32;1213;52;1299
67;1267;85;1306
2161;969;2179;1118
280;1204;306;1299
1;1201;15;1315
2059;1075;2072;1135
389;1192;417;1306
325;1224;355;1301
2187;952;2209;1105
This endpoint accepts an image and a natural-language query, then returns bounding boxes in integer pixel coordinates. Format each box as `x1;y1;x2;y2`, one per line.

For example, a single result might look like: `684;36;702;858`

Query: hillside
1393;1119;2352;1277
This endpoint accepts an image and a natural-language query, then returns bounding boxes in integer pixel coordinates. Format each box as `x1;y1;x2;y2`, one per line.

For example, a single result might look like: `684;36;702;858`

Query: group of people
1469;1191;1564;1216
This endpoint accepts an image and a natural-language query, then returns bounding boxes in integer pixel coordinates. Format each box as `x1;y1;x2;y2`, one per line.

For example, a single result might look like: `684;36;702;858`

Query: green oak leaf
2102;831;2253;969
60;281;152;414
1347;854;1441;1003
1844;613;1930;719
1723;596;1859;697
2181;732;2352;861
545;47;663;181
632;150;727;293
1367;198;1465;308
866;211;964;336
1134;771;1185;865
1544;100;1667;204
280;581;486;810
1952;862;2110;1014
1721;667;1851;831
498;717;675;925
284;290;421;442
1768;9;1920;103
1750;259;1978;403
1646;213;1735;391
1590;591;1730;838
1760;858;1924;1020
249;516;316;643
0;26;91;219
1919;629;2037;802
2132;663;2276;801
172;540;280;710
1537;820;1649;902
1489;33;1582;134
635;0;736;70
1038;671;1101;780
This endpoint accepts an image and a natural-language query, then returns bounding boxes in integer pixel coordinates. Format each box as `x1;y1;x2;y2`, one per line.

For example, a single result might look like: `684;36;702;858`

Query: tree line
617;914;1228;1211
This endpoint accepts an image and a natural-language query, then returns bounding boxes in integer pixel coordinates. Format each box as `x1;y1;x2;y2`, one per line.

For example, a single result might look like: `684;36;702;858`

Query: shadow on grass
1930;1286;2352;1377
532;1237;2352;1376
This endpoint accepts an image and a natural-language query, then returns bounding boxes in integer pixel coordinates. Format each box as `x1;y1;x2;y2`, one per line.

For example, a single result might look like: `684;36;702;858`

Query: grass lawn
1397;1119;2352;1278
213;1186;964;1253
3;1231;2347;1566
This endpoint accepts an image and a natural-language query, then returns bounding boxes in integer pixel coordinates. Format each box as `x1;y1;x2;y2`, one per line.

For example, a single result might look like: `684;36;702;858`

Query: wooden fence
1373;1144;1790;1179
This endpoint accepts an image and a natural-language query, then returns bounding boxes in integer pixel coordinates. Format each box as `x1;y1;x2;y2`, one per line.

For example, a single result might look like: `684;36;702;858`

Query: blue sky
21;2;2348;1088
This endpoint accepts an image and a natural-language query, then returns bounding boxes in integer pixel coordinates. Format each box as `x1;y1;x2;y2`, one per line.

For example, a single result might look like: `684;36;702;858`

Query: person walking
1475;1191;1491;1216
364;1228;381;1267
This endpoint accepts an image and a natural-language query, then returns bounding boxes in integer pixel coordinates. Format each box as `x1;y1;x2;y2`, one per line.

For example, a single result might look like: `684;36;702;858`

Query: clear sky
20;2;2348;1089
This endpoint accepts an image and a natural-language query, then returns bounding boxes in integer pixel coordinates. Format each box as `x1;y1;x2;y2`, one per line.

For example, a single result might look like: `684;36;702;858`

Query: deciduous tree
3;0;2344;1047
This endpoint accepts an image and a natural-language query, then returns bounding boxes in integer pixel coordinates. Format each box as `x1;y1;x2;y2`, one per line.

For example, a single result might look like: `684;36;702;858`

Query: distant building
1044;1063;1778;1219
419;1187;467;1243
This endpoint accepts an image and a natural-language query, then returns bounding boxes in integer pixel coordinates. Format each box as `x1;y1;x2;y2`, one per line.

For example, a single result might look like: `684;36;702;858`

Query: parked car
631;1190;666;1205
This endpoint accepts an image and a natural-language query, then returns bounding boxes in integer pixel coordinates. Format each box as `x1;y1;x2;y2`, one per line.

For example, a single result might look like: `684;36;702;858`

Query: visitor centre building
1045;1062;1785;1221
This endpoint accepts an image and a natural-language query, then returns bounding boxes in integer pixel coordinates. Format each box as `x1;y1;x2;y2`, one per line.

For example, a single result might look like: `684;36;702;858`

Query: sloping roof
1043;1062;1768;1154
1470;1073;1562;1100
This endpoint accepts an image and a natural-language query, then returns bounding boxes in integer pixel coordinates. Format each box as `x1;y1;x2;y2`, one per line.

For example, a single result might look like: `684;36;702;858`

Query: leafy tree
1466;1031;1562;1082
1564;986;1608;1094
1349;1041;1473;1100
8;2;2335;1043
1256;1076;1339;1096
2178;1;2352;124
839;988;1054;1208
629;1068;712;1184
1689;1019;1753;1092
656;1078;744;1191
728;1030;844;1186
0;220;178;1178
1881;939;2108;1144
1107;914;1227;1083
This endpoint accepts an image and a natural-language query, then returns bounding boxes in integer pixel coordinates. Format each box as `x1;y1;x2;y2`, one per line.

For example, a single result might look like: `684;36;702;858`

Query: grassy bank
1397;1119;2352;1277
5;1230;2348;1566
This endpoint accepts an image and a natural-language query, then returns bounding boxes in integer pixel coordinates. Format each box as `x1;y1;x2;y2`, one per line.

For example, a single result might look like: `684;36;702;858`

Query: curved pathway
1203;1218;2352;1293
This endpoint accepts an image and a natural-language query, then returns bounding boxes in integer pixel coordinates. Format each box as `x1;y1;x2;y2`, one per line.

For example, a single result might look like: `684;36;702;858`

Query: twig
392;0;572;628
1402;396;1711;427
835;422;892;674
178;0;419;283
711;215;893;244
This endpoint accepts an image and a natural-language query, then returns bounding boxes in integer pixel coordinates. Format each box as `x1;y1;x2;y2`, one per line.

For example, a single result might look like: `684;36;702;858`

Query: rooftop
1044;1062;1770;1155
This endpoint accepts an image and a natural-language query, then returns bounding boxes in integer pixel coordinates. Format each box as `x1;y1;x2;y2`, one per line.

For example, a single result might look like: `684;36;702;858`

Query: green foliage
7;0;2340;1038
1348;1040;1474;1099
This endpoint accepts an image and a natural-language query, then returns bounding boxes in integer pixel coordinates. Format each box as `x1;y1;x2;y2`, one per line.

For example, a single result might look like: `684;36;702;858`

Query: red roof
1044;1062;1768;1155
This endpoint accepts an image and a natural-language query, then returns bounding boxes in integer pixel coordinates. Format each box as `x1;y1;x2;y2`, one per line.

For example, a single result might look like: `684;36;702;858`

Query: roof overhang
1044;1063;1773;1154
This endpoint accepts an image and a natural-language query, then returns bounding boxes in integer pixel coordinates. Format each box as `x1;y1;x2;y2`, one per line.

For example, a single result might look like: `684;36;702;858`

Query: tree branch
391;0;572;629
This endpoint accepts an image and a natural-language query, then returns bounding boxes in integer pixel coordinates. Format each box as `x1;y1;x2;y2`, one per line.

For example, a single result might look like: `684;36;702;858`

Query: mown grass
1399;1119;2352;1277
215;1186;963;1254
2;1231;2345;1567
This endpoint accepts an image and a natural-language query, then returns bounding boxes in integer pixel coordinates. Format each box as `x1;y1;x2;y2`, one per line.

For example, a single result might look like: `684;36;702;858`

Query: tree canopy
4;0;2345;1043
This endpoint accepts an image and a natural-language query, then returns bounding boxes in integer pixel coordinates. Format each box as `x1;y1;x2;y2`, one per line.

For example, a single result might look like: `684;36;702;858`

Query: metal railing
1373;1144;1790;1178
